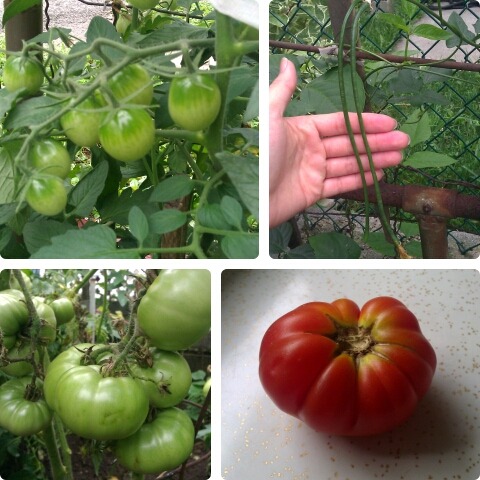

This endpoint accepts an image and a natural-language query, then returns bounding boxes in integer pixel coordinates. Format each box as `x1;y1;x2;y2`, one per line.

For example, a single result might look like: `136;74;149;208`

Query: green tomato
26;176;68;216
8;271;32;292
52;364;149;440
168;74;221;131
49;297;75;326
108;63;153;106
137;269;211;351
114;407;195;474
43;343;97;408
3;56;44;95
0;291;29;343
33;298;57;343
29;139;71;179
131;349;192;408
0;377;52;436
60;94;106;147
99;108;155;163
116;12;132;35
128;0;159;10
0;341;35;377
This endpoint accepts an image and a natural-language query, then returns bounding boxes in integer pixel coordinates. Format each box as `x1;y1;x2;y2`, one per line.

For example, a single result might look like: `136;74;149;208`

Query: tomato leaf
149;175;193;203
412;24;452;41
220;196;243;230
0;203;17;226
31;225;135;259
128;206;150;245
68;161;109;217
85;16;123;61
149;209;187;235
0;146;18;204
243;79;259;122
22;219;76;255
365;232;396;257
197;204;229;230
221;234;258;259
217;151;258;220
308;232;361;259
4;96;60;130
99;188;155;225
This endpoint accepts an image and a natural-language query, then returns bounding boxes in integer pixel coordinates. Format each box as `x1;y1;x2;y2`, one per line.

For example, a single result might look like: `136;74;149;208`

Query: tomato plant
0;2;259;259
25;177;68;216
113;407;195;474
137;269;211;350
259;296;437;436
3;55;44;95
0;377;52;436
128;0;159;10
168;74;222;131
0;269;211;480
29;139;71;179
99;108;155;163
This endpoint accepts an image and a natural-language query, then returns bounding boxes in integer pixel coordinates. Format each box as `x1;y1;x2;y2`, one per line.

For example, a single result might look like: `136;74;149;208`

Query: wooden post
4;0;43;52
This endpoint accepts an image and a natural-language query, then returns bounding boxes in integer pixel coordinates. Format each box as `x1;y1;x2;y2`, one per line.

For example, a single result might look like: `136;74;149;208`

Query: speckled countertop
221;269;480;480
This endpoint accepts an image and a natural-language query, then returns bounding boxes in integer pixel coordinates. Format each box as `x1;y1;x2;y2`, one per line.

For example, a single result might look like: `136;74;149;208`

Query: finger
325;151;403;179
323;130;410;158
322;170;385;198
310;111;401;136
269;58;298;118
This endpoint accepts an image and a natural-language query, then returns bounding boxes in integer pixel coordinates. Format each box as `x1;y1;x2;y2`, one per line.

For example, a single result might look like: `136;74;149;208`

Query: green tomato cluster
26;139;70;217
60;63;155;163
0;289;57;376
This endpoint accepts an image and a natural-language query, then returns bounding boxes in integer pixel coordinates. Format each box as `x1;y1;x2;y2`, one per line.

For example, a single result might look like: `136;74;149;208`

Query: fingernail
280;57;289;73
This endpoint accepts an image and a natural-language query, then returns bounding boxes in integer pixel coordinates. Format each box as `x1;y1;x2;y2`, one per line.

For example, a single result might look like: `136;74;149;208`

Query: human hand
269;57;410;228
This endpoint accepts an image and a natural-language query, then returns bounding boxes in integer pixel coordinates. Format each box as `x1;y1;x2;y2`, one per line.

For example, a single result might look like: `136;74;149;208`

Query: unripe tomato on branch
259;296;436;436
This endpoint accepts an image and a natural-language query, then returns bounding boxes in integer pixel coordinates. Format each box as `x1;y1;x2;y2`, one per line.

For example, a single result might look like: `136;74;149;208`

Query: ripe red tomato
259;296;436;436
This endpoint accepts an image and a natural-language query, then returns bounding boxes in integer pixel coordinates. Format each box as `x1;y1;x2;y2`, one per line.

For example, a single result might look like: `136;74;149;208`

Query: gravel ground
0;0;112;40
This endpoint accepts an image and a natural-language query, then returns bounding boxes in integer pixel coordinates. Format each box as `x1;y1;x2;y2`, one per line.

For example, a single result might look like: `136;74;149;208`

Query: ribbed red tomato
259;296;436;436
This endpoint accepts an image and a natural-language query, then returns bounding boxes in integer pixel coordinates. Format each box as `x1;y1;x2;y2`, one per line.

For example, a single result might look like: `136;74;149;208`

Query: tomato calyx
334;326;375;358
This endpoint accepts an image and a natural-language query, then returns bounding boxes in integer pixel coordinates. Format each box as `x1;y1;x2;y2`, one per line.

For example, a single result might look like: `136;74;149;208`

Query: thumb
269;58;297;118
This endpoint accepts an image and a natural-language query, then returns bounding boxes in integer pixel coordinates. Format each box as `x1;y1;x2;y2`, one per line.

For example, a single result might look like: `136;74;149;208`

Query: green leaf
0;88;21;119
0;145;18;204
22;219;75;254
149;209;187;234
2;0;41;26
0;203;17;225
446;12;476;47
128;206;149;245
284;243;315;259
288;65;365;115
149;175;193;203
99;188;155;225
376;12;410;33
243;79;259;122
412;24;452;41
68;161;109;217
31;225;135;258
137;21;208;46
400;109;431;147
197;204;229;230
0;227;12;253
399;222;420;237
308;232;361;259
86;16;123;61
221;235;258;259
403;151;457;169
216;151;258;220
4;96;60;130
269;222;292;256
365;232;396;257
220;196;243;230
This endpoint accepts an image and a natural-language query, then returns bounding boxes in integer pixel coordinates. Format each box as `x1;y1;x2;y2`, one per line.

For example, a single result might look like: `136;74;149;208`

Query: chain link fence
270;0;480;257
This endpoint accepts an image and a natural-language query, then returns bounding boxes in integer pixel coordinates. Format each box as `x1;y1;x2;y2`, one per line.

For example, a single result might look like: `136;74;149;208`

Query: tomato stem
335;326;374;357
